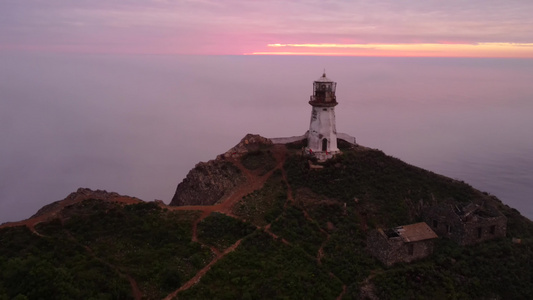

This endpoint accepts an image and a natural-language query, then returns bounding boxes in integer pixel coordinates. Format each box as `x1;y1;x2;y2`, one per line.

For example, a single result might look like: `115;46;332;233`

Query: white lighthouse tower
306;73;340;160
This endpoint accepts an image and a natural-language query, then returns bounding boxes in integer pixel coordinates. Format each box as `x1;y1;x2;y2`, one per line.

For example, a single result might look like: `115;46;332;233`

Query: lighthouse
306;73;340;160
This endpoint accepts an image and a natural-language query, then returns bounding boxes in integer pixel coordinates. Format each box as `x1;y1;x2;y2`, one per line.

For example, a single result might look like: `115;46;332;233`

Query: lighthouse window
323;108;327;111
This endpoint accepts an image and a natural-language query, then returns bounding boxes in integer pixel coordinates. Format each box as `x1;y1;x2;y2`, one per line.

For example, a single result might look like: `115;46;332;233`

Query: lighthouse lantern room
306;73;340;160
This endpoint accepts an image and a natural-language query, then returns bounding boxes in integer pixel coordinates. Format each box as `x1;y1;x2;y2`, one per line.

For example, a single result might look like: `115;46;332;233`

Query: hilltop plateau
1;134;532;299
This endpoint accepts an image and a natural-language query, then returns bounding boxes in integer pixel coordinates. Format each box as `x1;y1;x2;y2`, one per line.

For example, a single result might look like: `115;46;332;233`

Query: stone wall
367;229;435;266
424;204;507;246
460;215;507;245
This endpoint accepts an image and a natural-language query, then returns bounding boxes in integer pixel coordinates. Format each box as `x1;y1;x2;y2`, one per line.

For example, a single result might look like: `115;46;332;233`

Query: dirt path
256;145;295;245
317;234;330;265
336;284;347;300
281;160;347;299
263;224;291;245
296;199;331;266
276;146;294;204
160;145;291;297
61;229;144;300
1;146;295;299
163;239;243;300
359;271;380;300
168;144;289;242
0;194;147;299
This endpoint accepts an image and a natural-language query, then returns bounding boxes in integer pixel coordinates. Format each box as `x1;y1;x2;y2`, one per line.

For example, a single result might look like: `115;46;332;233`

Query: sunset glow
248;43;533;58
2;0;533;226
1;1;533;57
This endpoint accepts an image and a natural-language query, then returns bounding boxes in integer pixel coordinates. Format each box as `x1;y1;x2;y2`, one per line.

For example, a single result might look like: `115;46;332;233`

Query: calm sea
1;53;532;222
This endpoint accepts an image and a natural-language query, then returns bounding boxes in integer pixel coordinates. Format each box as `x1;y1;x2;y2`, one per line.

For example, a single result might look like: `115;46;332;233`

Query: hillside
1;135;532;300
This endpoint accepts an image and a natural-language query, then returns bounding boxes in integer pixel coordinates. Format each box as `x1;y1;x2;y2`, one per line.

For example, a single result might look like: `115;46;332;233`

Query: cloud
252;42;533;58
1;0;532;56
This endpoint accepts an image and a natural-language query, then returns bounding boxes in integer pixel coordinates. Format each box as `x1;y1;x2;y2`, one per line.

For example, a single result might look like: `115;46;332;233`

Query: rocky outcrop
0;188;142;229
170;160;246;206
221;133;273;159
30;188;142;219
170;134;273;207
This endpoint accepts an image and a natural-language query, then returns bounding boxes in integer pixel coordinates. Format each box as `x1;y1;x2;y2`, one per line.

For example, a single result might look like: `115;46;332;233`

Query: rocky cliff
170;159;246;206
170;134;272;206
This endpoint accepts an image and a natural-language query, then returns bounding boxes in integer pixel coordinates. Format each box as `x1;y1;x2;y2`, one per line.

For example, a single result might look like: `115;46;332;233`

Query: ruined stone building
367;222;438;266
423;202;507;246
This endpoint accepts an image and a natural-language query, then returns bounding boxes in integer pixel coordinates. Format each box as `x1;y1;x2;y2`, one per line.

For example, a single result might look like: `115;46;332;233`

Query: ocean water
1;53;532;222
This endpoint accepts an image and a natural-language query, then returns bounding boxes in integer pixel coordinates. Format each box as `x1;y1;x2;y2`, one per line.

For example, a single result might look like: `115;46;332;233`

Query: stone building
367;222;438;266
423;202;507;246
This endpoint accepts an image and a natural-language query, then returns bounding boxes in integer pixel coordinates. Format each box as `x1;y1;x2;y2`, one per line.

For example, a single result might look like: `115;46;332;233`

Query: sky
1;1;533;222
1;0;533;57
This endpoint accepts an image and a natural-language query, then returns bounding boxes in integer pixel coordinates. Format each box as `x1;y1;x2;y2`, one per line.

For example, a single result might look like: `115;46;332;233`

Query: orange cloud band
248;43;533;58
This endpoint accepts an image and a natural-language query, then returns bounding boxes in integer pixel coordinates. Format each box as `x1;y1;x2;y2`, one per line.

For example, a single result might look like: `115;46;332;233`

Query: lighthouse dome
315;73;333;82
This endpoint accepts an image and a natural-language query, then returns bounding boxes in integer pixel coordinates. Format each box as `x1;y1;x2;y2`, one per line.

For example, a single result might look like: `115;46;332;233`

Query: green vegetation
0;226;131;300
337;138;355;150
1;200;213;300
57;201;212;299
502;205;533;239
285;138;307;150
178;231;343;300
240;149;277;175
233;169;287;226
1;145;533;299
372;238;533;299
292;189;345;230
197;212;256;251
285;149;483;227
321;211;379;286
270;205;326;255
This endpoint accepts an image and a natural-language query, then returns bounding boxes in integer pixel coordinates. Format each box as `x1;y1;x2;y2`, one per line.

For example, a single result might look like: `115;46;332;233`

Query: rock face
170;159;246;206
221;133;273;158
170;134;272;207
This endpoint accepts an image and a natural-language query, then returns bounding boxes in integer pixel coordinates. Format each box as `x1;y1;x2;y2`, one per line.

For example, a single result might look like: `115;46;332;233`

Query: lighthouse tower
306;73;340;160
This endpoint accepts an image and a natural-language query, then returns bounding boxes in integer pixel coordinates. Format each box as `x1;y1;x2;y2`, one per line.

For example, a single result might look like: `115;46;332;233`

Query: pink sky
1;0;533;57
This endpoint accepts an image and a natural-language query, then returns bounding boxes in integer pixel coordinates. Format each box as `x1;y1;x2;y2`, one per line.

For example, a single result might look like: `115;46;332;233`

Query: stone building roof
427;202;505;223
393;222;438;243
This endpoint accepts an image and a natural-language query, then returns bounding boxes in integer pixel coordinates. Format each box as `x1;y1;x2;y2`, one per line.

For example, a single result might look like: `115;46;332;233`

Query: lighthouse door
322;139;328;151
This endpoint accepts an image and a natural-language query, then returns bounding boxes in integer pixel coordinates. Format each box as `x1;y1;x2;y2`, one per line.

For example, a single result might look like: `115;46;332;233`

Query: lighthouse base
304;148;341;162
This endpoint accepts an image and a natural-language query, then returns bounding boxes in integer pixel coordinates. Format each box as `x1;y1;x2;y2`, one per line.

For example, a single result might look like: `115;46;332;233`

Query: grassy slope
1;145;532;299
1;201;211;300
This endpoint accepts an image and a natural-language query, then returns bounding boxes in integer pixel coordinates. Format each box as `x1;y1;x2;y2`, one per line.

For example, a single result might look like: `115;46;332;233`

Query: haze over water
1;53;532;222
